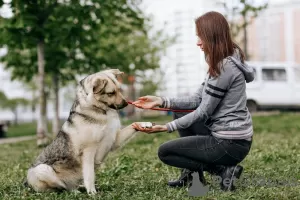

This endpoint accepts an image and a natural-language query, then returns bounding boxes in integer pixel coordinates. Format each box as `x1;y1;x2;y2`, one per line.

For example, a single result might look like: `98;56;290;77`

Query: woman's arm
166;66;235;132
160;79;206;110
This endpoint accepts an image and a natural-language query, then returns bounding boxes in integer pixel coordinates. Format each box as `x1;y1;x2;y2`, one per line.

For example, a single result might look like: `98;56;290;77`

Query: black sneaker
168;169;193;187
204;164;225;176
197;169;207;186
220;165;243;191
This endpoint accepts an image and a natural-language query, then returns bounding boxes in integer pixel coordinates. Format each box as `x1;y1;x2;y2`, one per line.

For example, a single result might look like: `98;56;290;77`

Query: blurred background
0;0;299;144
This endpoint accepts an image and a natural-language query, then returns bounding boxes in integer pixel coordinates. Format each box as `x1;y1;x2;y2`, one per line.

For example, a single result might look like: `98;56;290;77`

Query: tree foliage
0;0;171;141
0;0;168;82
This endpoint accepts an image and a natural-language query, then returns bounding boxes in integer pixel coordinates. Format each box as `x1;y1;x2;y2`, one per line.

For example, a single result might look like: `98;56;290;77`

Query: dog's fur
25;69;149;194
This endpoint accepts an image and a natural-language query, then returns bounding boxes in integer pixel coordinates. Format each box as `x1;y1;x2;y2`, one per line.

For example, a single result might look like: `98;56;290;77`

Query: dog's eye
107;92;115;97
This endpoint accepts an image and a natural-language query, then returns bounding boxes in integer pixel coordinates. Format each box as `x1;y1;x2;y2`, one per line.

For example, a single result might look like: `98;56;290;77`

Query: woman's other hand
132;96;162;109
131;122;167;134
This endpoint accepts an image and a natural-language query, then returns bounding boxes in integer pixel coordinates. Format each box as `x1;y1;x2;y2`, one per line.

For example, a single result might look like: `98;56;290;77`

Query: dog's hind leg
27;164;66;192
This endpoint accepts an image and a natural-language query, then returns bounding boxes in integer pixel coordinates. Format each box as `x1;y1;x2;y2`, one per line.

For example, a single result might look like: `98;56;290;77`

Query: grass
4;115;171;138
0;112;300;199
5;122;36;138
5;122;54;138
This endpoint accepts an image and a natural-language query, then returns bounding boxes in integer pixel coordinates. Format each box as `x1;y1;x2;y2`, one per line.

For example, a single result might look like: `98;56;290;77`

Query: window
262;68;287;81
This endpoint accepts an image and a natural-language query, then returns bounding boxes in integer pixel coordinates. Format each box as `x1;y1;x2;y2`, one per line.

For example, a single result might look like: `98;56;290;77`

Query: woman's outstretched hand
132;96;163;109
132;122;167;134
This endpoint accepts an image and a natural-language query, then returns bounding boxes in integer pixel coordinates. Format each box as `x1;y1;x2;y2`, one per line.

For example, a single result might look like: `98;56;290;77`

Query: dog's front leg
82;147;97;195
111;125;137;151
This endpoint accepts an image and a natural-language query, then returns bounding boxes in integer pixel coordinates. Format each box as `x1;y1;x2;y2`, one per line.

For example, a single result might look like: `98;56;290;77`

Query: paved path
0;135;35;145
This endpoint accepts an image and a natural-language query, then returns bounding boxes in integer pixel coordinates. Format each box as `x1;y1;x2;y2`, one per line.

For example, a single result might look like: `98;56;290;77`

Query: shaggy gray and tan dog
25;69;152;194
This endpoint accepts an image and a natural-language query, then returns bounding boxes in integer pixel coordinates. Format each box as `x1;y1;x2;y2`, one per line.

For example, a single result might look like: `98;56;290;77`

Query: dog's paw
87;188;97;195
140;122;154;128
132;122;155;131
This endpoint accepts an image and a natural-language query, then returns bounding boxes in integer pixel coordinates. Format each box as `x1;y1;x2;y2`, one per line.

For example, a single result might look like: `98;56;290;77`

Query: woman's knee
157;141;174;162
157;143;167;161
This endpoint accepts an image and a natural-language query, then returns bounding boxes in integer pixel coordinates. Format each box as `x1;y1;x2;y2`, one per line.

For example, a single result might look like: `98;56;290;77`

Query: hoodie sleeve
159;79;206;110
166;63;235;132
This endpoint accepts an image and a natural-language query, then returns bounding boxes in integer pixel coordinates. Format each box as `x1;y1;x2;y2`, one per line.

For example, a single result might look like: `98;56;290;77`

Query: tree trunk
243;14;248;59
13;109;18;125
37;40;48;147
31;89;36;123
52;73;60;136
31;104;36;123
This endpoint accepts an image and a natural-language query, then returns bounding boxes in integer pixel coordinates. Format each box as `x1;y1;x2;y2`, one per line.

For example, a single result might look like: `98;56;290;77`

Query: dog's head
80;69;128;110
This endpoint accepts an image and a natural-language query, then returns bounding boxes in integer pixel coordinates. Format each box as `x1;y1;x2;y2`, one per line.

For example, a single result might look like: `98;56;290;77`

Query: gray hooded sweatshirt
161;50;255;140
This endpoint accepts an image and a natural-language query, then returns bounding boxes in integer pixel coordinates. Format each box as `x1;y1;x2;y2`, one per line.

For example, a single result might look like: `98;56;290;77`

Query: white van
245;61;300;112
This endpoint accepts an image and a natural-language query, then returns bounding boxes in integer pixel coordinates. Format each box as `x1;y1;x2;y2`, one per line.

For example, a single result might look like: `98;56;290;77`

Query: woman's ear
93;79;108;94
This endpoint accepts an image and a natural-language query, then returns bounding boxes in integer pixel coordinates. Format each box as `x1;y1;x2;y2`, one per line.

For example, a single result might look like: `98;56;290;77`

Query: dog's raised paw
140;122;153;128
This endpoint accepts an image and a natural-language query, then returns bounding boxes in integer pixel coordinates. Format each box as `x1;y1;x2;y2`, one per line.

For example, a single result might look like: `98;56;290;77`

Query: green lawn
4;115;171;138
5;122;52;138
0;113;300;199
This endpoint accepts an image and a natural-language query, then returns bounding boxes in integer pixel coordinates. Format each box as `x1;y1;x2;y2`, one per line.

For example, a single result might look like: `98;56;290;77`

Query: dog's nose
123;100;128;107
116;100;128;110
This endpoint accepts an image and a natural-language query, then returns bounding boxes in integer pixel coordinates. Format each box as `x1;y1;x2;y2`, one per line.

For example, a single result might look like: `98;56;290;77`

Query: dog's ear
106;69;124;76
93;79;108;94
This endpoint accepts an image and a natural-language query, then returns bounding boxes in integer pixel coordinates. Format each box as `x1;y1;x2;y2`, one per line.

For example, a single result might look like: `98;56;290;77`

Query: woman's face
197;36;204;51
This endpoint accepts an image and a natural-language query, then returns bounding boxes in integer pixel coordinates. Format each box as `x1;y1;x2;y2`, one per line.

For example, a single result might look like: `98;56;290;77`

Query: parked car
245;61;300;112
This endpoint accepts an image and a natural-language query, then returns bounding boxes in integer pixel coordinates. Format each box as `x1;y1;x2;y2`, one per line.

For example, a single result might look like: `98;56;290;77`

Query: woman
132;11;255;191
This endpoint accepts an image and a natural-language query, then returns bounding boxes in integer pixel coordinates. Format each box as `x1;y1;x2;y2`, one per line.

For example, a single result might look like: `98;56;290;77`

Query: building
248;0;300;63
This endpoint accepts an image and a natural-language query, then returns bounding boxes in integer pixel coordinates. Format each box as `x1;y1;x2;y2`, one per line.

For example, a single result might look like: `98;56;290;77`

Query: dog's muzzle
109;100;128;110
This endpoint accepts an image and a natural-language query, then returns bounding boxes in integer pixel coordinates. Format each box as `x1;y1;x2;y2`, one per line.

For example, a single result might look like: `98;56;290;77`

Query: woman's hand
132;96;162;109
132;122;167;134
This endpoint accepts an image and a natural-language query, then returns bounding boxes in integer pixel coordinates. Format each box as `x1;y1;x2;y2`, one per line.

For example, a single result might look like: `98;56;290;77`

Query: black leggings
158;112;252;172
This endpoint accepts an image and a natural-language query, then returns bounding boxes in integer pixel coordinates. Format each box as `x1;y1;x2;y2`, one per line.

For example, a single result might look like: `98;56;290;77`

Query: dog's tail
27;164;66;192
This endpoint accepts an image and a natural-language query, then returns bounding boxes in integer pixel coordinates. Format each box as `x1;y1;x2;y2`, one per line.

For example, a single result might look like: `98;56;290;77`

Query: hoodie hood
229;50;255;83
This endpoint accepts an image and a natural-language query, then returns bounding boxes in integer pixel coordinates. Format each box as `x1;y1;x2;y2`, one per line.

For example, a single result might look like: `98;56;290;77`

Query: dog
25;69;152;194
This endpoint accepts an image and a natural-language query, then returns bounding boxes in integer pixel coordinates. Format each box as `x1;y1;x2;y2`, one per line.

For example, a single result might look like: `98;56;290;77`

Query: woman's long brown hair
195;11;245;77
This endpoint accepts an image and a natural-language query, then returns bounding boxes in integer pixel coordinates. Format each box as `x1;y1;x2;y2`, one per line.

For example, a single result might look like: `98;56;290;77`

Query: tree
24;80;39;122
0;0;170;145
3;98;29;125
220;0;268;58
0;91;29;125
0;90;7;105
